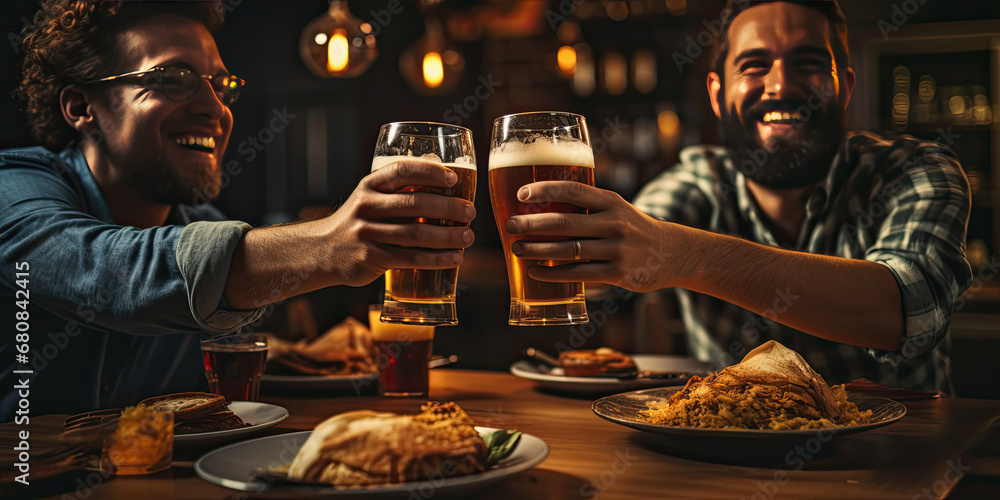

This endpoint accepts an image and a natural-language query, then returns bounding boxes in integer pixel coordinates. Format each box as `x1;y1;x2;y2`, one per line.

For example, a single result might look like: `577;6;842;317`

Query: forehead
725;2;834;64
114;14;225;73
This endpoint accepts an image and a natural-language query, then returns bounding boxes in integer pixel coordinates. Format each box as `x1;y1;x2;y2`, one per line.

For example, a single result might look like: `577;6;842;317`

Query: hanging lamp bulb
399;18;464;95
299;0;378;78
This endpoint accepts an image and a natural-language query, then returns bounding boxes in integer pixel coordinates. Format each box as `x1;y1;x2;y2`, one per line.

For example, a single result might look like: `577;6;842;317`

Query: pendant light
300;0;378;78
399;18;464;95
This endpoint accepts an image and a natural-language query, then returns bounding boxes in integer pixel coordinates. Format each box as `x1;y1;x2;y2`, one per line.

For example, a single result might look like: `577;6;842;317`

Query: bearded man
505;0;971;393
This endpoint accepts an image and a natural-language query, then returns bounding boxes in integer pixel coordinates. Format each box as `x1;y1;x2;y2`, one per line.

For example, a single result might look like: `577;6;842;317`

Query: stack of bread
138;392;246;433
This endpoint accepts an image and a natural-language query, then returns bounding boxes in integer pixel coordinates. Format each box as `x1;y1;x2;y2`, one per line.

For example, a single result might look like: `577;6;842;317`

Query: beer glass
489;111;594;326
201;334;268;401
372;122;477;326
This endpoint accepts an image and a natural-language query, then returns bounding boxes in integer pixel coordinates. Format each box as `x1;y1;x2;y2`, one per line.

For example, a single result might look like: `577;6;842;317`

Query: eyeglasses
80;66;245;106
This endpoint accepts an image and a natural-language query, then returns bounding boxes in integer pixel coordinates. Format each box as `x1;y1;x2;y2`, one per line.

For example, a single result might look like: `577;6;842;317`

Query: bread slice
174;410;247;434
137;392;228;421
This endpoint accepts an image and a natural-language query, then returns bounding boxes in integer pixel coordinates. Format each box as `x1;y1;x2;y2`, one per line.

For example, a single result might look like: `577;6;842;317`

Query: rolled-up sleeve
177;221;264;334
864;148;972;363
0;152;264;336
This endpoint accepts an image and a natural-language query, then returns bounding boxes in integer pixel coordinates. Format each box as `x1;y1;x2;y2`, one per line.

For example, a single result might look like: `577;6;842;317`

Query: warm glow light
423;51;444;88
314;33;328;45
327;29;349;73
665;0;687;16
557;45;577;77
606;1;628;21
633;49;657;93
571;43;595;96
604;52;627;95
657;109;680;138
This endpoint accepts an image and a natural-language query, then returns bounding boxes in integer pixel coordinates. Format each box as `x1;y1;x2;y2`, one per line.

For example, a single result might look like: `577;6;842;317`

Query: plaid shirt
633;132;972;394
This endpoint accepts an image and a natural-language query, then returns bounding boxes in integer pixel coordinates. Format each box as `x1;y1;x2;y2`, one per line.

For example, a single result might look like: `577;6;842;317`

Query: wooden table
21;369;1000;499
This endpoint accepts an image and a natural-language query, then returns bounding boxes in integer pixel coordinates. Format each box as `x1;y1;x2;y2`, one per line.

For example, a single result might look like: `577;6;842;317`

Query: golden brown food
101;405;174;475
267;317;376;376
641;341;871;430
287;402;487;486
559;348;637;377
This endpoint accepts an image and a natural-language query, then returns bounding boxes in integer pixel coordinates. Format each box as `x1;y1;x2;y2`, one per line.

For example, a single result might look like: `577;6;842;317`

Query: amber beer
369;307;434;397
372;157;477;304
201;335;268;401
489;126;595;326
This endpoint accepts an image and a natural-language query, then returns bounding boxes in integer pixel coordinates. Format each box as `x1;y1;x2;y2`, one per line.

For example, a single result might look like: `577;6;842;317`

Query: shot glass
201;333;269;402
368;305;435;397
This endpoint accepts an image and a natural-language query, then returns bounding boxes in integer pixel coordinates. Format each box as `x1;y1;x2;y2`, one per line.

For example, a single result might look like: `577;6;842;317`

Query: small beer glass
369;305;434;397
201;334;268;401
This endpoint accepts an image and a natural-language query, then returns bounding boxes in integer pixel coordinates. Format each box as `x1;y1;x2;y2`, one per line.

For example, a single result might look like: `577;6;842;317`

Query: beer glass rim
379;121;472;138
492;111;587;130
201;333;268;349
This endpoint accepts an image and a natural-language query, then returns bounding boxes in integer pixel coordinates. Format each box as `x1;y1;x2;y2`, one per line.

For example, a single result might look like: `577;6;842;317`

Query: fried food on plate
287;402;487;486
558;348;637;377
641;341;871;430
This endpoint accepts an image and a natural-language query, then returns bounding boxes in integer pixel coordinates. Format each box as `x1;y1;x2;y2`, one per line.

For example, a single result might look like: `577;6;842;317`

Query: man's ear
707;72;723;120
841;66;856;110
59;85;98;135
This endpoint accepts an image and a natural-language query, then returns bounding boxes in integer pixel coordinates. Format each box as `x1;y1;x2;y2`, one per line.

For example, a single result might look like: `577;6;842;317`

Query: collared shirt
0;146;265;420
632;132;972;393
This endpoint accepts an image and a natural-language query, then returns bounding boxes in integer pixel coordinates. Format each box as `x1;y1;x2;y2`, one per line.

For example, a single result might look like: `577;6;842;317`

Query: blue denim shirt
0;146;264;420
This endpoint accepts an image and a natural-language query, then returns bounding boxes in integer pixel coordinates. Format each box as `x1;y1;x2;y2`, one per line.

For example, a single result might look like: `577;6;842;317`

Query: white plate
174;401;289;448
194;427;548;498
262;373;378;394
510;354;709;394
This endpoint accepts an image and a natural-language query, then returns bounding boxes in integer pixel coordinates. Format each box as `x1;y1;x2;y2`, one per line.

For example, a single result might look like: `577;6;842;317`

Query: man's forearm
670;226;904;351
224;221;336;310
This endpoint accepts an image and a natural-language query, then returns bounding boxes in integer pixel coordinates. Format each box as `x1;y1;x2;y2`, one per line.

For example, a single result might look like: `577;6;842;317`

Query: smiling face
708;2;855;189
89;14;233;205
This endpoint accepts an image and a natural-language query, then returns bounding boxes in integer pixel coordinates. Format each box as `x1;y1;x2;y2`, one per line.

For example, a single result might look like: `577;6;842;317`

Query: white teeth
762;111;803;123
175;136;216;149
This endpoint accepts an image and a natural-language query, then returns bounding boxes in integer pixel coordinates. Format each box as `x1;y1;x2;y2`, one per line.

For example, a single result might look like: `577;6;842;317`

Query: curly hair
14;0;223;150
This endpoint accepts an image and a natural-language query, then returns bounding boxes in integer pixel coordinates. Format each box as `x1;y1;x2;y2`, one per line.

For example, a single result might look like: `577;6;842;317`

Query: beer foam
371;155;476;172
488;139;595;170
368;309;435;341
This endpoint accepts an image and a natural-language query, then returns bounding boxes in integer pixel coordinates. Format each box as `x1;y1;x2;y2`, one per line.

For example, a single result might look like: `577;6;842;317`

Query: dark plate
593;386;906;454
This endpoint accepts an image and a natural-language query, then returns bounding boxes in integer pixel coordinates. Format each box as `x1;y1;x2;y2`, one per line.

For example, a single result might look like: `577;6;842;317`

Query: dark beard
721;98;845;189
124;154;222;206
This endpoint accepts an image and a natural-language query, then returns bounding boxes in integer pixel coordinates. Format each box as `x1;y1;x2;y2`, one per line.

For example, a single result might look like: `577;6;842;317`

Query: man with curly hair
0;1;476;419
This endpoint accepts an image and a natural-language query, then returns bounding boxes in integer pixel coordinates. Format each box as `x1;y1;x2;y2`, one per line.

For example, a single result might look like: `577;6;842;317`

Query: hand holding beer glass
372;122;477;325
489;112;594;325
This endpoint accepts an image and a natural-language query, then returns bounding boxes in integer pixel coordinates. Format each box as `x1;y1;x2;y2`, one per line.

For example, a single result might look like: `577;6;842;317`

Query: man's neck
82;142;172;229
745;180;813;247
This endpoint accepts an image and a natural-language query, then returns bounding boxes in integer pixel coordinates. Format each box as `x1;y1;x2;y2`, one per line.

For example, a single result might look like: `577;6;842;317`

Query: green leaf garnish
481;429;522;467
